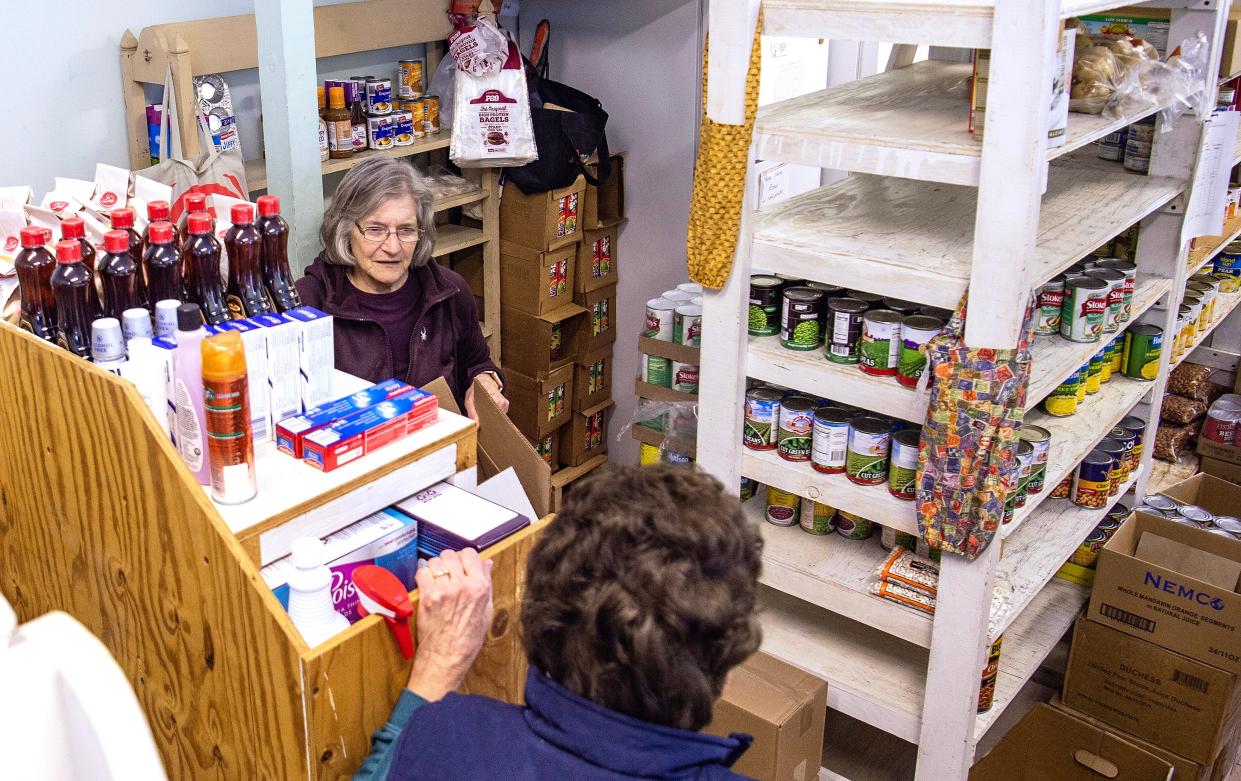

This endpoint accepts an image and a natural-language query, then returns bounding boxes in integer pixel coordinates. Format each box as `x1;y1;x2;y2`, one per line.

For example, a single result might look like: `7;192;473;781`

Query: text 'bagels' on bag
451;40;537;168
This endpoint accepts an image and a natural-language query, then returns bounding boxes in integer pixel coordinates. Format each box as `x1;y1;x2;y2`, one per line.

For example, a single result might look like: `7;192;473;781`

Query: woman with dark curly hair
355;464;764;780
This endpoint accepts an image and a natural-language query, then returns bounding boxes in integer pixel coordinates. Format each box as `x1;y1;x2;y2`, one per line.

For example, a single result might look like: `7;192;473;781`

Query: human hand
464;373;509;422
406;548;494;701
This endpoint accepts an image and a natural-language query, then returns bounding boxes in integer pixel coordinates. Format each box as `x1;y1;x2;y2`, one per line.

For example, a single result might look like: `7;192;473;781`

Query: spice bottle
255;195;302;312
184;212;230;326
99;229;148;320
326;86;353;160
15;227;57;343
201;330;257;504
143;221;183;307
224;203;275;318
51;239;97;358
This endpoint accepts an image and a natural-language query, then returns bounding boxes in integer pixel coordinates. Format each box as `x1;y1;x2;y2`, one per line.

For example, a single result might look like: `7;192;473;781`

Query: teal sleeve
352;690;428;780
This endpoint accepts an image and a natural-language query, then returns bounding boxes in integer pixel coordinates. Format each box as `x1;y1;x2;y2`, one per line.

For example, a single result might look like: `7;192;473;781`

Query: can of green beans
777;396;815;462
1018;425;1050;494
826;297;868;364
888;429;920;500
859;309;903;377
744;388;781;450
846;416;891;486
897;315;943;387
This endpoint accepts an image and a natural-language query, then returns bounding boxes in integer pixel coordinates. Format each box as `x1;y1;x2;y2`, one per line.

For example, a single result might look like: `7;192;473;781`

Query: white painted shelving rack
697;1;1231;778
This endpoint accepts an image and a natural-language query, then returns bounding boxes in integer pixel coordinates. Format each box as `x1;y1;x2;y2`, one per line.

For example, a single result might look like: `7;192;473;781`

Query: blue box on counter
275;378;413;458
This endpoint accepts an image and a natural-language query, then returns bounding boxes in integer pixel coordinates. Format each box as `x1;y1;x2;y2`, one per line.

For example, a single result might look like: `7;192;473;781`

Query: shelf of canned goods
697;2;1236;778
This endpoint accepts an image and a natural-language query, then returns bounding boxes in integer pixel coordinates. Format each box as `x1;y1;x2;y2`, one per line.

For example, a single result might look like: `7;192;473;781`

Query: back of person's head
521;464;762;732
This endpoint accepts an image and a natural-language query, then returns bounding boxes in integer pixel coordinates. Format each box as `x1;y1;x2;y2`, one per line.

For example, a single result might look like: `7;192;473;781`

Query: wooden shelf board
432;223;487;258
1187;213;1241;279
549;453;608;490
1170;289;1241;372
751;150;1183;310
989;470;1139;644
631;425;698;458
245;135;452;191
742;447;920;535
1004;375;1153;537
746;496;934;647
433;187;488;212
756;61;1171;186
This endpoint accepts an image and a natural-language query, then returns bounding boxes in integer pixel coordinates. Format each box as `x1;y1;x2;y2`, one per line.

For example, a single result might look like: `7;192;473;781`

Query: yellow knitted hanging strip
686;11;763;290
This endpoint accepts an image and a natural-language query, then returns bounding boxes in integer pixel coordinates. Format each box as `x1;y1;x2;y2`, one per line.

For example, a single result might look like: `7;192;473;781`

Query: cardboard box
970;703;1174;780
572;283;618;355
576;225;619;293
1062;617;1239;763
1198;437;1241;468
500;303;587;379
1222;9;1241;80
559;400;612;468
453;246;485;299
1088;505;1241;675
582;152;625;230
500;175;585;252
1160;472;1241;518
505;364;574;441
525;431;560;471
499;241;576;316
1201;456;1241;485
573;346;613;411
704;652;827;781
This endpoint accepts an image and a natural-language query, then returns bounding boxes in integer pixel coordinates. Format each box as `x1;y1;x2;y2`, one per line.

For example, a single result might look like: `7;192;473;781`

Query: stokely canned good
674;304;703;347
422;95;441;134
391;109;415;146
1122;324;1162;380
644;298;675;340
1060;275;1108;343
1072;528;1109;568
835;510;873;540
671;361;699;394
1085;268;1125;334
801;502;837;535
744;388;782;450
397;59;424;99
642;354;671;388
1018;425;1051;494
897;315;943;388
748;275;782;336
1095;437;1126;496
811;407;850;474
1035;278;1065;335
888;429;920;500
781;287;825;351
1084;351;1106;395
366;115;394;150
1098;259;1137;323
777;396;815;462
1043;369;1081;416
1014;439;1034;508
846;416;891;486
365;77;393;114
859;309;903;377
1071;450;1113;509
978;636;1004;714
765;486;800;526
827;298;868;364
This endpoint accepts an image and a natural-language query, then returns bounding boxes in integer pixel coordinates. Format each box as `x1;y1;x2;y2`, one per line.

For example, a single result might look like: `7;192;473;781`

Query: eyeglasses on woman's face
354;222;423;244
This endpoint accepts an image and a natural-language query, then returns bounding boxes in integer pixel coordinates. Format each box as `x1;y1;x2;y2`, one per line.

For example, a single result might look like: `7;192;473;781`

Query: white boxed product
213;318;273;441
284;306;335;412
251;313;301;425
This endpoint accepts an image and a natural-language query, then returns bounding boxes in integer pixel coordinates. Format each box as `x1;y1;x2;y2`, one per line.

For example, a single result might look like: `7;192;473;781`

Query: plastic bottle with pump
15;226;57;343
201;330;257;504
173;303;212;485
143;221;183;306
224;203;274;319
99;229;148;320
51;239;98;358
183;212;230;326
255;195;302;312
285;538;351;647
59;216;102;317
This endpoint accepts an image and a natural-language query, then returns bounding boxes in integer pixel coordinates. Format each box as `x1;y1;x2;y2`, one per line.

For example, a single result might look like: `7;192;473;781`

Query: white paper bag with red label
450;41;536;169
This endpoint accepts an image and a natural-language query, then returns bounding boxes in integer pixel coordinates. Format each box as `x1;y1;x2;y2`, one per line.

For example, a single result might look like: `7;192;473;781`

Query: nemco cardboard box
1062;617;1239;764
1087;508;1241;675
500;175;586;252
577;225;619;293
499;240;577;316
971;703;1174;781
573;345;612;412
500;303;587;379
704;652;827;781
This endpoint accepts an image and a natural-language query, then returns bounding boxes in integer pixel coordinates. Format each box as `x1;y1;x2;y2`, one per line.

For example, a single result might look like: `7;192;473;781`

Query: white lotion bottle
285;538;350;647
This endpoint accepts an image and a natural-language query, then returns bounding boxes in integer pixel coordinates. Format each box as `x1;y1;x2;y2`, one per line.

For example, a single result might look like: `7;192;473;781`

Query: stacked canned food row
1034;256;1137;344
1171;272;1228;363
641;283;703;394
748;275;949;388
1137;494;1241;540
1041;325;1161;416
1045;415;1147;510
1001;425;1052;524
1067;503;1131;571
1094;115;1154;174
1210;240;1241;292
743;384;922;499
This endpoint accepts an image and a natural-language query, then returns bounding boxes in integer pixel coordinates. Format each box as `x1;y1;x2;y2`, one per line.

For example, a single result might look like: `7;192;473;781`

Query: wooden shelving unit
0;323;542;779
699;2;1229;777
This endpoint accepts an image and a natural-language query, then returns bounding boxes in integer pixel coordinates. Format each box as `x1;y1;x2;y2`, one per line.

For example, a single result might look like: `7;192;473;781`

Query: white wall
518;0;704;466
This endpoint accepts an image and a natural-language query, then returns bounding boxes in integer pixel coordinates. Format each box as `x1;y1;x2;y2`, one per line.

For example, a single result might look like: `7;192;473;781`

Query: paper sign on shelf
1182;110;1240;243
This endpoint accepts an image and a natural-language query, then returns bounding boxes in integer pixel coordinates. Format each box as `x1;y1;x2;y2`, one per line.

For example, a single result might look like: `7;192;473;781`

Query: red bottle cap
149;221;175;244
19;226;45;248
230;203;254;225
147;200;171;222
55;239;82;264
257;194;280;217
187;212;212;235
60;216;85;240
184;193;208;212
103;230;129;254
110;207;135;230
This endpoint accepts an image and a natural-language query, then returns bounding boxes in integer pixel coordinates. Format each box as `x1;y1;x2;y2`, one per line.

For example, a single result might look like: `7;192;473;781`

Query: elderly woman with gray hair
297;157;507;418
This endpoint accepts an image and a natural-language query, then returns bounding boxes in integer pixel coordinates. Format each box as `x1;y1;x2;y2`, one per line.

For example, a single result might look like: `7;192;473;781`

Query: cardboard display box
505;364;574;441
1198;437;1241;468
572;283;618;355
1088;504;1241;675
499;241;577;316
1201;456;1241;485
704;652;827;781
582;152;625;230
525;431;560;473
573;345;613;412
1160;472;1241;519
559;399;612;468
500;303;587;379
1062;617;1239;763
577;225;620;293
500;175;586;252
970;703;1174;780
